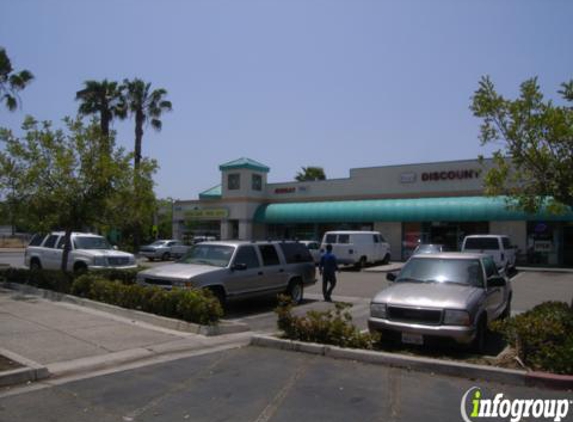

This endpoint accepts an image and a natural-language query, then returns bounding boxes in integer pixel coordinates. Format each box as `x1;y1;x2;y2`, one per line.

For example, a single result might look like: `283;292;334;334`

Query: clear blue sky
1;0;572;200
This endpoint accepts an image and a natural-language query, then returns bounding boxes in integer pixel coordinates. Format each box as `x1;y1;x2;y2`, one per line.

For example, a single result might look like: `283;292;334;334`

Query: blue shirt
319;251;338;274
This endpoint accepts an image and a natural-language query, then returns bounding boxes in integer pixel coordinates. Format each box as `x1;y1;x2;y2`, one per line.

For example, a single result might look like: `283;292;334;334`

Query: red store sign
421;169;482;182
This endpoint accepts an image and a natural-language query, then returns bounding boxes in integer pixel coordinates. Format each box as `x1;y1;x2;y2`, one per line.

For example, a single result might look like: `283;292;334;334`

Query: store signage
400;172;417;183
421;169;482;182
185;208;229;219
534;240;553;253
274;187;296;194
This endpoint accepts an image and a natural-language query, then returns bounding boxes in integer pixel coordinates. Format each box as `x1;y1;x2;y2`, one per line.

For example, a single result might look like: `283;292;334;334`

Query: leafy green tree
122;78;172;170
0;47;34;111
471;76;573;213
0;117;135;270
295;166;326;182
75;80;126;155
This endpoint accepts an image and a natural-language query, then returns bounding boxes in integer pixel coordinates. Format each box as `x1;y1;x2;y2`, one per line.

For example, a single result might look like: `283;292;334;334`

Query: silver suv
137;241;317;305
25;232;137;272
368;252;512;352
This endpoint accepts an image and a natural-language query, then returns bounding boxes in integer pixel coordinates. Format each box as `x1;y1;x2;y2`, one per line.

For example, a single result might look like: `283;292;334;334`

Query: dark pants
322;272;337;301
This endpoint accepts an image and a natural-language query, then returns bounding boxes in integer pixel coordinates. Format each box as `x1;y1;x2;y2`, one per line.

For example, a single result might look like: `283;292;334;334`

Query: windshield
74;236;112;250
149;241;167;247
397;257;484;287
178;244;234;267
414;244;441;254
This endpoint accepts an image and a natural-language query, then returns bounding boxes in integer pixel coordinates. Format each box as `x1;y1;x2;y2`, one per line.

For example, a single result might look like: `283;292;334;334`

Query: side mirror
232;263;247;271
386;272;397;282
488;276;506;288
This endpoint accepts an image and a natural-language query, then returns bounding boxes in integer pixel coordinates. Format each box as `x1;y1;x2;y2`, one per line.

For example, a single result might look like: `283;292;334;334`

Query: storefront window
252;174;262;191
526;222;559;266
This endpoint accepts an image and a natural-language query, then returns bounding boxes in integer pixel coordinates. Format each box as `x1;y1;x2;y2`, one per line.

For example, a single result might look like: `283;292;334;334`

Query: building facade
173;157;573;267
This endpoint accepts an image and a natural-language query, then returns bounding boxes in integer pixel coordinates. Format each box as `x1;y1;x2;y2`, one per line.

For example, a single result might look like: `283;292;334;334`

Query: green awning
254;196;573;223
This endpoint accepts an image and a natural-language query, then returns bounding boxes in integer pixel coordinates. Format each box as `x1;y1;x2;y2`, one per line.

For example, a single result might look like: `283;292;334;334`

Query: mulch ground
0;354;22;372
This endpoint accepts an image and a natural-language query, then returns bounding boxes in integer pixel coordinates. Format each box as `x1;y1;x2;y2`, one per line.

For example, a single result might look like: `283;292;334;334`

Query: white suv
25;232;137;272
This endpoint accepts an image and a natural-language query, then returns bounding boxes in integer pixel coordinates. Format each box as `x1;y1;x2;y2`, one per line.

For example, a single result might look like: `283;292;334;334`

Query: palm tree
75;79;126;154
122;78;172;170
295;166;326;181
0;47;34;111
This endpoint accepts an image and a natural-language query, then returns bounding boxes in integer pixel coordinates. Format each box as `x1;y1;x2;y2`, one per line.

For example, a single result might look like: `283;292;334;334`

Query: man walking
319;243;339;302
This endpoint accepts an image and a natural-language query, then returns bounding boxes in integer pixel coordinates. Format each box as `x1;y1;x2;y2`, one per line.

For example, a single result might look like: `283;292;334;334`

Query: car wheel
30;259;42;271
472;318;487;354
73;263;87;275
207;287;226;310
382;253;391;265
162;252;171;261
287;279;304;304
501;297;512;319
356;256;368;269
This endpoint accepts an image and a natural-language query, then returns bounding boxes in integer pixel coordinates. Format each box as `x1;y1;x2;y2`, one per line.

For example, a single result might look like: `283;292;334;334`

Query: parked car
412;244;445;256
368;252;512;352
139;239;190;261
299;240;322;264
137;241;317;306
461;234;517;271
320;231;391;267
25;232;137;272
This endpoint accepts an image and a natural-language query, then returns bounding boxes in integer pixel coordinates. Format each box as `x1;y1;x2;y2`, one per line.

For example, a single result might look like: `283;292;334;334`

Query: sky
1;0;572;200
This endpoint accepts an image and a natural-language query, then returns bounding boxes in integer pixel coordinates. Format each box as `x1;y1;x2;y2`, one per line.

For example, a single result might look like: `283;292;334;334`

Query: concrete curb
2;282;250;336
0;348;50;387
251;335;573;391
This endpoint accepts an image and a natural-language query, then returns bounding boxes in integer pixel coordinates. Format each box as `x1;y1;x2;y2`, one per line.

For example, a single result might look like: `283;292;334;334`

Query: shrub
276;295;379;349
491;301;573;375
0;268;73;293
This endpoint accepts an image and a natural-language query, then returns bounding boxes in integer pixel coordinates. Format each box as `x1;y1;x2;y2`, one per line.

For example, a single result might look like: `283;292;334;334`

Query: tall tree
471;76;573;214
122;78;172;170
0;116;134;271
295;166;326;182
0;47;34;111
75;80;126;155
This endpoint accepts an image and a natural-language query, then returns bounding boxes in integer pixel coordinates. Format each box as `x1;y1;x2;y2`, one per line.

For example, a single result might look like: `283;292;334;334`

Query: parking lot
1;250;572;337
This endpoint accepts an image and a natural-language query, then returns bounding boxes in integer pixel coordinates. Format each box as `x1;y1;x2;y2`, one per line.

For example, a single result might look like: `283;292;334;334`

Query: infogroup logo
460;387;571;422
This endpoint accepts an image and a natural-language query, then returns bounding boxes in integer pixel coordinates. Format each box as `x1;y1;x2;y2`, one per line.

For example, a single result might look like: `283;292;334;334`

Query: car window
379;235;387;243
338;234;350;244
464;238;500;250
398;257;484;287
373;235;379;243
279;243;313;264
28;234;46;247
56;236;67;249
324;234;336;244
233;245;260;268
43;235;59;249
483;256;498;278
74;236;112;250
258;244;281;266
502;237;511;249
308;242;318;250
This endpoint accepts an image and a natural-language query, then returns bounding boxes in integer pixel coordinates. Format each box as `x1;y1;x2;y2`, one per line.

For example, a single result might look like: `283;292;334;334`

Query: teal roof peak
199;184;222;199
219;157;270;173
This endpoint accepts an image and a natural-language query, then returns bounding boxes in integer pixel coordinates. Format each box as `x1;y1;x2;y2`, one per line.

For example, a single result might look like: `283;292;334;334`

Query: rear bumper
368;317;476;344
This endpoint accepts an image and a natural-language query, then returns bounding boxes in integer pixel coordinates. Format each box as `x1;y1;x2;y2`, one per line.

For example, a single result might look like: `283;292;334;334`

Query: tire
73;262;88;275
382;253;391;265
161;252;171;261
356;256;368;269
501;296;512;320
30;259;42;271
207;286;227;310
287;279;304;304
472;318;488;354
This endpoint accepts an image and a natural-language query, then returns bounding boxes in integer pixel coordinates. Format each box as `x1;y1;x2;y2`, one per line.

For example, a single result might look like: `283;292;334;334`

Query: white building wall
374;222;402;261
489;221;527;255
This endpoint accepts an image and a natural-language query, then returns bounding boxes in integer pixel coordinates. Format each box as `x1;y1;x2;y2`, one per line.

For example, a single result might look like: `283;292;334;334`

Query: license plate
401;332;423;345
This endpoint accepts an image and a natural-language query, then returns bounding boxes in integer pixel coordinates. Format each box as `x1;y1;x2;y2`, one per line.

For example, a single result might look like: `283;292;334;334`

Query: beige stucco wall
374;222;402;261
489;221;527;253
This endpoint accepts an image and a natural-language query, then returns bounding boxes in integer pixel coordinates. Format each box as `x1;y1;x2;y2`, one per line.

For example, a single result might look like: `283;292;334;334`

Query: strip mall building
173;157;573;267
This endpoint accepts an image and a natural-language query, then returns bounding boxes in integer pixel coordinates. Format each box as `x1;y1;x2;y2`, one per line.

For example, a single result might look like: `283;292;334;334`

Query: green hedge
276;295;379;349
491;301;573;375
0;268;223;326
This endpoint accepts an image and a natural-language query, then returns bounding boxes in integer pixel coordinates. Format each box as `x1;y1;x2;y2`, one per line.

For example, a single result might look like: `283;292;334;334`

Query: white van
320;231;391;267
